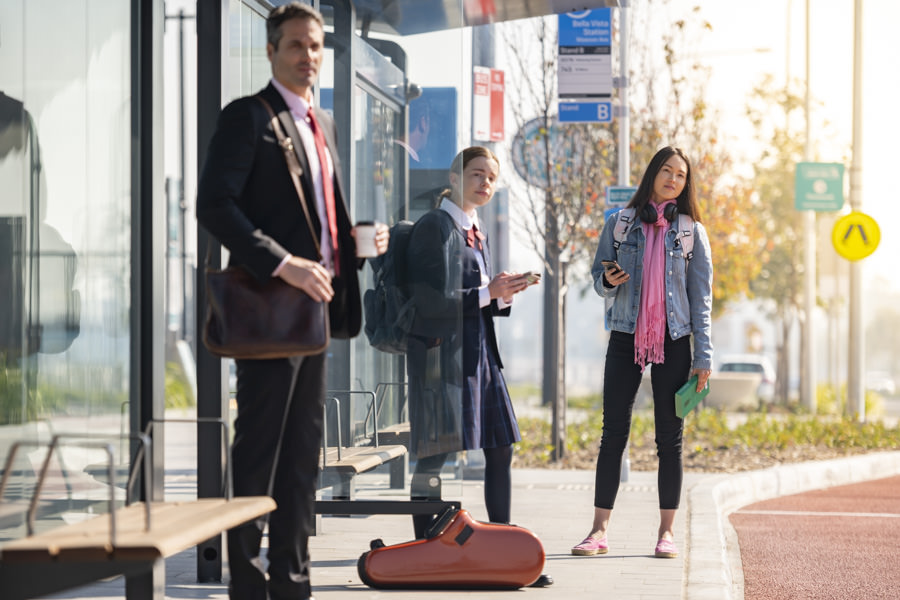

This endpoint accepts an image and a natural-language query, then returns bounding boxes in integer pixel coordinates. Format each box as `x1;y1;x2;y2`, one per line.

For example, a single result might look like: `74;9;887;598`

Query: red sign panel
473;66;504;142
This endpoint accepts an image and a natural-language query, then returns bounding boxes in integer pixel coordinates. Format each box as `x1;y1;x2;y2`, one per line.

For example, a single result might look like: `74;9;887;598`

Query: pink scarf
634;200;676;370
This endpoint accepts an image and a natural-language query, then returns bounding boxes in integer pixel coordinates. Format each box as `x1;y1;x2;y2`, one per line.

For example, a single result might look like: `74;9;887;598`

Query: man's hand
372;222;390;255
350;222;390;256
278;256;334;302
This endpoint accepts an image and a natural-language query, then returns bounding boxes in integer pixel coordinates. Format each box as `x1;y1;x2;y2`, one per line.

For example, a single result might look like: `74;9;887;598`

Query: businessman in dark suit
197;4;387;599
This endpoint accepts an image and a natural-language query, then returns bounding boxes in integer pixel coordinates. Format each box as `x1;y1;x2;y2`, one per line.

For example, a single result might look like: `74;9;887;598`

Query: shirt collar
271;77;313;120
440;197;480;231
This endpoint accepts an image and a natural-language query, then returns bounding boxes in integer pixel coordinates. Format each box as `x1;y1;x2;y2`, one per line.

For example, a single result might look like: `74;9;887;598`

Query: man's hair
267;2;325;50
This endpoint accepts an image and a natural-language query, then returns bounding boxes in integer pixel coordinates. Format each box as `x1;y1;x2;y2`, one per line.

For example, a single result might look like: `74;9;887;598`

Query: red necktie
306;109;340;275
466;224;484;251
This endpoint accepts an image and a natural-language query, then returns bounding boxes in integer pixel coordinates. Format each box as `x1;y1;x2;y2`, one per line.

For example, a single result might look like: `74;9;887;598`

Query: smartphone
521;271;541;284
601;260;622;274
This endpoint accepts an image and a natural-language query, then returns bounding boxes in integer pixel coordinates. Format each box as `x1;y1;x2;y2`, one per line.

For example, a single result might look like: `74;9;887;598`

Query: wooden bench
0;423;275;600
317;394;407;501
0;497;275;600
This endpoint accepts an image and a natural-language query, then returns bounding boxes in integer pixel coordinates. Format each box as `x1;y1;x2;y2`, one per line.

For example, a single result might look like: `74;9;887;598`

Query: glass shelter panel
214;0;502;506
325;3;475;499
0;0;132;537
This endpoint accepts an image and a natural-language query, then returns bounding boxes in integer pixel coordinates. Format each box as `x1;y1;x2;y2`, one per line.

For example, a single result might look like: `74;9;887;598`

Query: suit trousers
593;331;691;511
227;352;326;600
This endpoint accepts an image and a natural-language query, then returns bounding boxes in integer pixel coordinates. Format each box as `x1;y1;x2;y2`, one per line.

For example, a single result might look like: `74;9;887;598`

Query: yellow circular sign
831;211;880;261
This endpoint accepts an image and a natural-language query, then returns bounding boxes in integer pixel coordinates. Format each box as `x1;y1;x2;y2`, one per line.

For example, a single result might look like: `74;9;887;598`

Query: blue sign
559;101;612;123
558;9;612;46
322;87;457;171
558;9;613;100
606;186;637;206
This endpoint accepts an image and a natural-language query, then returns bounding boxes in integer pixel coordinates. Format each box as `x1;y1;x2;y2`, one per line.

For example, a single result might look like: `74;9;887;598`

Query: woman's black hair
627;146;701;222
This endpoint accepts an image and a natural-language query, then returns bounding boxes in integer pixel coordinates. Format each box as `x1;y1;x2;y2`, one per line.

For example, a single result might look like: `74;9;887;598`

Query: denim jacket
591;210;714;370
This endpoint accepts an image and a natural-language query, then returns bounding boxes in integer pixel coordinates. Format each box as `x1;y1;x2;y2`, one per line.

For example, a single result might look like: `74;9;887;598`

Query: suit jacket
197;83;361;338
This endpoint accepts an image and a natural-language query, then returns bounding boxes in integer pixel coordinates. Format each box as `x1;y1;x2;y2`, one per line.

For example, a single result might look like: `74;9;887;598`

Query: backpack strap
612;208;637;251
614;208;695;261
675;213;695;261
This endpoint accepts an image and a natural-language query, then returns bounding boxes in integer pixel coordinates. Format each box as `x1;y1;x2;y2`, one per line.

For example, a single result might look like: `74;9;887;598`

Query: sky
668;0;899;291
399;1;900;293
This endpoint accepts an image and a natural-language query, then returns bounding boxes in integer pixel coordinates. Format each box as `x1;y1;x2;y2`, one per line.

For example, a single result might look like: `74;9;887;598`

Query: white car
866;372;897;397
718;354;777;403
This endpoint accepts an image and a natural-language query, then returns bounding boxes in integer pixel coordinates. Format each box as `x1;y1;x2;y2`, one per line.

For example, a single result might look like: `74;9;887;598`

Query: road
730;474;900;599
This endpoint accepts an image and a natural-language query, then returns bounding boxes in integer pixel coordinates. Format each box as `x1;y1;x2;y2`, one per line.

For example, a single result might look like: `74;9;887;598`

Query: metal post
178;9;188;340
618;1;629;185
617;1;630;481
847;0;865;420
801;0;816;413
195;0;227;582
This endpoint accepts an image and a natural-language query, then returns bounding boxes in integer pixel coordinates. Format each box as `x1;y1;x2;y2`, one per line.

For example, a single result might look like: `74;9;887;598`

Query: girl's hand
604;267;630;287
488;271;529;300
690;368;711;392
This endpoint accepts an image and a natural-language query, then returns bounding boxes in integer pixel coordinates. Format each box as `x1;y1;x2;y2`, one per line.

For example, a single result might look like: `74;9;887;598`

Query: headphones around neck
640;202;679;223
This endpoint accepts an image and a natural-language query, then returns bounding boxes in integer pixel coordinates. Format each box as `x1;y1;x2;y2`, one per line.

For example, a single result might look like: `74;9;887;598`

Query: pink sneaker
654;538;678;558
571;535;609;556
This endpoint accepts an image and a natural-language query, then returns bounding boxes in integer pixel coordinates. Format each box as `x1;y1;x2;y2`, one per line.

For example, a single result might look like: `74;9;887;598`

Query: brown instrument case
357;507;545;589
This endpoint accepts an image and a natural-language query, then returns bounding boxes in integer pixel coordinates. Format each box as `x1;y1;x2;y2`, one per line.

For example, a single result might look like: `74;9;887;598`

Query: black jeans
593;331;691;510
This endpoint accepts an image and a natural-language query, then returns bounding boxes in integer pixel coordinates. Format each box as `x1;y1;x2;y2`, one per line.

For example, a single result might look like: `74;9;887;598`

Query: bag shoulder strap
256;95;321;260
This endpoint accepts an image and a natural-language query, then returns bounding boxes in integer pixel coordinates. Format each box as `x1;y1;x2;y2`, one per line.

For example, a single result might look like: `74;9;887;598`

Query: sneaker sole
572;547;609;556
654;551;678;558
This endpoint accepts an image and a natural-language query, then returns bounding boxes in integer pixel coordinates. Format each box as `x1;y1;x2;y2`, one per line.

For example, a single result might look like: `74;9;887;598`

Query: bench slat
0;496;275;564
374;423;410;447
320;444;406;474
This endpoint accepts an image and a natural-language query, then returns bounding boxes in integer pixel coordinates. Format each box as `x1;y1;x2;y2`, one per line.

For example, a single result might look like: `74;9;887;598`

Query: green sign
795;162;845;211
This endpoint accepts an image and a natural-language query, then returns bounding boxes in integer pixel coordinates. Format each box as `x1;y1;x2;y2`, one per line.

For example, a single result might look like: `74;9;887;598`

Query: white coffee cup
355;221;379;258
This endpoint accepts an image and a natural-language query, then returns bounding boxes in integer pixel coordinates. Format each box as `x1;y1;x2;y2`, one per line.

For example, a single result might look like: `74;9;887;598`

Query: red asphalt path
729;475;900;600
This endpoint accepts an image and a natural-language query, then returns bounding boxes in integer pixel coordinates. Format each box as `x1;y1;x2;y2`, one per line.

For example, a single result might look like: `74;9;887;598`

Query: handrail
327;390;379;446
374;381;408;423
321;397;342;469
0;432;152;544
137;417;233;499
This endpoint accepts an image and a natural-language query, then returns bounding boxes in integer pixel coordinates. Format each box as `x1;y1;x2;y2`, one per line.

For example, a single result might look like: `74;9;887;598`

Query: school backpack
363;220;416;354
612;207;695;260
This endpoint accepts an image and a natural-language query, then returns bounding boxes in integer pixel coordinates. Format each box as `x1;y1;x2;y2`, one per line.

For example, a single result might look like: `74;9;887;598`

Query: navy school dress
405;207;520;458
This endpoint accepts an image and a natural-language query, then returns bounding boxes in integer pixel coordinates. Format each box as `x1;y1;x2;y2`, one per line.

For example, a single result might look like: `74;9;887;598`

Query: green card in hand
675;375;710;418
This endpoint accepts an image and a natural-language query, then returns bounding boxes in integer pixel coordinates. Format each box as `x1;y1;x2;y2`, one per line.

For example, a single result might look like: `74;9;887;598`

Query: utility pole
801;0;816;413
616;1;631;481
847;0;865;420
617;1;630;185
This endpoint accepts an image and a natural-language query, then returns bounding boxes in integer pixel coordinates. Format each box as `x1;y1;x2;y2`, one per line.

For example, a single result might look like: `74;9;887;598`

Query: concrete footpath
39;423;900;599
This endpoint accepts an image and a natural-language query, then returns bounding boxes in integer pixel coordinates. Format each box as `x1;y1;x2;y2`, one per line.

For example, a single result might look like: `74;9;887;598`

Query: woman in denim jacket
572;146;713;560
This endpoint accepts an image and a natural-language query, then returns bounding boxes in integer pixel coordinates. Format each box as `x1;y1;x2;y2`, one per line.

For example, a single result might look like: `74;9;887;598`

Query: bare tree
503;17;617;459
501;1;769;459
